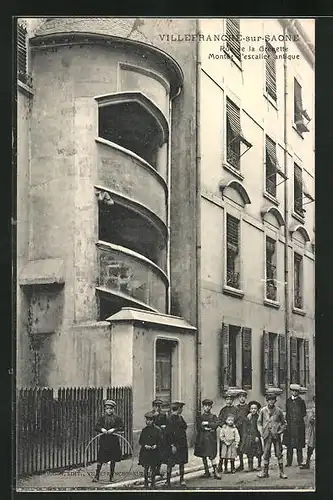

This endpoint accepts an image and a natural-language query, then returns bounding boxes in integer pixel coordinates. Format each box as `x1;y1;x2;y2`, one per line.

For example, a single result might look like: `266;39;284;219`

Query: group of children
92;386;315;487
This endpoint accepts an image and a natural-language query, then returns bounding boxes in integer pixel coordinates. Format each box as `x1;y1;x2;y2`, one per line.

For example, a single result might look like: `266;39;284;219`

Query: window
294;252;303;309
266;236;277;301
290;337;310;386
226;214;241;289
263;331;286;390
294;163;304;216
265;41;277;101
226;18;241;60
155;339;172;408
294;78;310;134
265;135;287;198
220;324;252;391
226;98;252;170
17;21;30;86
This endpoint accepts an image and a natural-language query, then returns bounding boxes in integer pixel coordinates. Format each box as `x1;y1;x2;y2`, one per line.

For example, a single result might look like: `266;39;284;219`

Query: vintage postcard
15;16;315;492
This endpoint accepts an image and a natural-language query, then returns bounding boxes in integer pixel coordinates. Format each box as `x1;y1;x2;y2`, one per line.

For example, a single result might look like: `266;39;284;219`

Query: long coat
283;396;306;449
236;403;249;440
138;424;163;467
307;407;315;448
240;413;263;458
218;405;239;427
153;411;169;463
163;414;188;465
194;412;219;459
95;414;124;463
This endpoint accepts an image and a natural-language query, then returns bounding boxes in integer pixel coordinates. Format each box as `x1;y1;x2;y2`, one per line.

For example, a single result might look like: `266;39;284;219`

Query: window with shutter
304;339;310;387
265;42;277;101
266;237;277;301
226;18;241;61
294;253;303;309
290;337;298;384
265;136;277;197
242;327;252;389
294;78;310;134
297;338;305;386
220;323;230;392
155;340;172;407
18;22;28;84
226;214;240;289
294;163;303;216
278;334;286;389
226;98;241;169
262;330;269;392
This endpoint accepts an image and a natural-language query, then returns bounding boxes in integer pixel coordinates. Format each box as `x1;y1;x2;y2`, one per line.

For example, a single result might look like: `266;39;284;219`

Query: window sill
263;298;280;309
264;92;278;110
222;162;244;181
292;123;305;139
263;191;279;206
291;211;305;224
223;285;244;299
292;307;306;316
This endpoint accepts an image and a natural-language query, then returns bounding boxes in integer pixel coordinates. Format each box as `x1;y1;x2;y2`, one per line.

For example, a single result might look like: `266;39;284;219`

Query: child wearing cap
257;393;287;479
151;399;168;478
283;384;307;467
138;412;163;489
93;400;124;483
218;414;240;474
235;390;249;472
217;392;240;473
194;399;221;479
240;400;263;471
163;401;188;487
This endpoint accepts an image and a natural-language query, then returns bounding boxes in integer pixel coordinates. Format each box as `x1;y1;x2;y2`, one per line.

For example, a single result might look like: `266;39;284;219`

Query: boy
151;398;168;477
217;391;239;473
163;401;188;488
235;390;249;472
283;384;307;467
138;411;163;488
194;399;221;479
93;399;124;482
257;392;287;479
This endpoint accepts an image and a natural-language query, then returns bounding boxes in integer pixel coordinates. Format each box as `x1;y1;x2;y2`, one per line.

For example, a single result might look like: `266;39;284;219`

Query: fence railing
16;386;132;477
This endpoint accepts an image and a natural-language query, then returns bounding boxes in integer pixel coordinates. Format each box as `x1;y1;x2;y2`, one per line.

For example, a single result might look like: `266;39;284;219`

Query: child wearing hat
235;390;249;472
283;384;307;467
257;393;287;479
93;400;124;482
217;391;240;473
163;401;188;487
151;398;168;478
218;414;240;474
138;412;163;488
194;399;221;479
240;400;263;471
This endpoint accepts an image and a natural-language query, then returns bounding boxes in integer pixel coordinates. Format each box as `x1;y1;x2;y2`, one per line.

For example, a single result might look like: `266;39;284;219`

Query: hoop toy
84;432;134;479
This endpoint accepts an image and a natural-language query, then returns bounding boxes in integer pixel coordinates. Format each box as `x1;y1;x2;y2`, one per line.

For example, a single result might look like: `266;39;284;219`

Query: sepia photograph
14;16;315;492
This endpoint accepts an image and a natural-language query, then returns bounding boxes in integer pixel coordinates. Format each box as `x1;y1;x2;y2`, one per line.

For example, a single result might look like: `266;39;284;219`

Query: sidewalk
16;447;315;491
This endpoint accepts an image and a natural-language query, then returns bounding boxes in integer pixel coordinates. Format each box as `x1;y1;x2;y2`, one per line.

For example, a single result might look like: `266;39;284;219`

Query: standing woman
93;400;124;482
194;399;221;479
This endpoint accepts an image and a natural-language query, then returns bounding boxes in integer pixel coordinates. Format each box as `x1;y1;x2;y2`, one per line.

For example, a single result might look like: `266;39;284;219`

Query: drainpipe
283;24;290;405
195;18;202;421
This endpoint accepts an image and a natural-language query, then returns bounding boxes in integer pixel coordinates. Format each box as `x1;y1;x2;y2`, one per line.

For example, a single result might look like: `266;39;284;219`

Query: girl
240;400;263;471
138;411;163;488
93;400;124;483
219;414;240;474
194;399;221;479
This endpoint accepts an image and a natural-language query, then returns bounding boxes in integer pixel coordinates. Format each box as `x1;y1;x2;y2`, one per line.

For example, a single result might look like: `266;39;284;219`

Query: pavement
16;447;315;491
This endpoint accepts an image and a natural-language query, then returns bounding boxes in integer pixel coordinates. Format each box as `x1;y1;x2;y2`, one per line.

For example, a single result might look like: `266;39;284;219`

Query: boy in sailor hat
92;400;124;483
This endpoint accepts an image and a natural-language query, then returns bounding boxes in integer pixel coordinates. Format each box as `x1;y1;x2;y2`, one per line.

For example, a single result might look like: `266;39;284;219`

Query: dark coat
95;414;124;463
236;403;249;438
218;405;239;427
283;396;307;449
194;412;218;459
153;411;168;463
240;413;263;458
138;424;163;467
163;414;188;465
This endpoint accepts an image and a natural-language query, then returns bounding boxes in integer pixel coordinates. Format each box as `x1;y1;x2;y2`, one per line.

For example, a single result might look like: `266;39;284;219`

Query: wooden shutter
242;327;252;389
304;339;310;387
262;330;269;391
226;214;239;250
278;334;286;389
294;164;303;213
226;18;241;60
220;323;229;392
266;42;277;101
226;98;241;137
290;336;298;384
294;78;303;121
18;22;28;79
266;135;277;167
